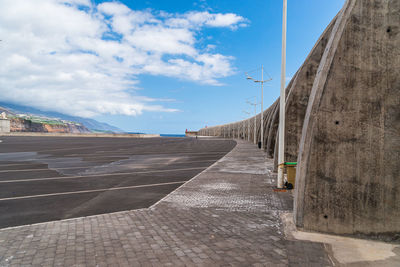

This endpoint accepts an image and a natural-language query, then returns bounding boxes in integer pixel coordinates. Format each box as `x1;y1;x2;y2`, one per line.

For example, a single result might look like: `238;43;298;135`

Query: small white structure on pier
0;112;10;132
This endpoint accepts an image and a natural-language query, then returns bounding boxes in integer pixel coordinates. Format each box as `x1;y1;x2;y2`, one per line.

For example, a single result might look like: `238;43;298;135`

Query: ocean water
126;132;186;137
160;134;186;137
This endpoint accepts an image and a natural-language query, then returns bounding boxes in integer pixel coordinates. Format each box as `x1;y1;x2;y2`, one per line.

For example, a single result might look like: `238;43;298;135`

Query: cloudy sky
0;0;345;134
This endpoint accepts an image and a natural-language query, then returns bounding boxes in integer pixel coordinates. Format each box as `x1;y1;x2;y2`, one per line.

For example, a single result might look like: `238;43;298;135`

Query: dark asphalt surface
0;136;236;228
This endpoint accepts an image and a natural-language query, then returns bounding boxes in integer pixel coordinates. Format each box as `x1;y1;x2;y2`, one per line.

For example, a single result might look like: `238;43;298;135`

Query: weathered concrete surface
294;0;400;239
283;15;337;163
199;13;337;163
282;213;400;266
198;0;400;240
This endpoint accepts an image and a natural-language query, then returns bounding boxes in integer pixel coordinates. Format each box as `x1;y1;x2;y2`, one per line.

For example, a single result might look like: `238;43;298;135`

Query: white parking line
0;162;110;168
0;153;226;168
63;151;229;156
0;166;89;173
0;181;186;201
0;167;206;183
0;160;216;173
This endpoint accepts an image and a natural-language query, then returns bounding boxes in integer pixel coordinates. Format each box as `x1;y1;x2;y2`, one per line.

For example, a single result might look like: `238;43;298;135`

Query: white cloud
0;0;247;118
126;25;196;56
97;2;132;16
166;11;248;30
206;13;246;28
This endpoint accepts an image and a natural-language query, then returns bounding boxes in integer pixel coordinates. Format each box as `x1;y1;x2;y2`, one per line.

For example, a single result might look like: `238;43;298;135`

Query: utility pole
277;0;287;188
246;67;272;149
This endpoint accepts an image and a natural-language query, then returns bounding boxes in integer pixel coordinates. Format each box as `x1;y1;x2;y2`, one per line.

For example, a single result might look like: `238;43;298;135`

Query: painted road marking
0;181;186;201
0;153;226;168
0;160;216;173
0;167;206;183
0;166;90;172
60;151;228;157
0;162;110;168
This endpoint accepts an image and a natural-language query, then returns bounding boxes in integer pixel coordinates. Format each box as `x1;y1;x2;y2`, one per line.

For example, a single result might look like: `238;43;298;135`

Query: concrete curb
149;139;237;209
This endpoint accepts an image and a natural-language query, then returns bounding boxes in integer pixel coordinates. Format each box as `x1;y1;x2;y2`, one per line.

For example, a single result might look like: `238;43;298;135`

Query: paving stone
0;140;335;266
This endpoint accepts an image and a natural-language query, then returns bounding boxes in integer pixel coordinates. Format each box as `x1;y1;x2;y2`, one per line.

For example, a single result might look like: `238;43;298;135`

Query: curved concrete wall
198;10;337;164
198;0;399;239
294;0;400;240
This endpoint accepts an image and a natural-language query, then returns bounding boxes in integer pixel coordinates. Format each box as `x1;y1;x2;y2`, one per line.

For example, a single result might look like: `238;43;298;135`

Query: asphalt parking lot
0;136;235;228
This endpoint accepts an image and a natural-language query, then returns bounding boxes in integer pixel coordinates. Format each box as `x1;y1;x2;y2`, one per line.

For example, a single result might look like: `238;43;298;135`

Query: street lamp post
243;111;251;142
248;118;250;141
246;97;258;144
243;120;245;139
277;0;287;189
246;66;272;150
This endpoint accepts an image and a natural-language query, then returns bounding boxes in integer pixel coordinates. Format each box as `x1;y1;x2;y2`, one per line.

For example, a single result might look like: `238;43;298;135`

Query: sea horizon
126;132;186;137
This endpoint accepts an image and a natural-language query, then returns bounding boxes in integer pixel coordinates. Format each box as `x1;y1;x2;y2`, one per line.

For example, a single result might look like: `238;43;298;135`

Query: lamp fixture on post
246;66;272;150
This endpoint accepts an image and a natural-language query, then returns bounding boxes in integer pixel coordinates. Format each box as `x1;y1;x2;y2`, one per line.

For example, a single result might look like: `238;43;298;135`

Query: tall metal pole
243;120;245;139
246;71;271;146
248;119;250;141
243;110;251;142
261;65;264;150
277;0;287;188
254;98;257;144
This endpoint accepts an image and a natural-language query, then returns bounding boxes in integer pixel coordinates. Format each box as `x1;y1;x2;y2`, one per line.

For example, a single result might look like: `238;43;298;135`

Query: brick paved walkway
0;140;333;266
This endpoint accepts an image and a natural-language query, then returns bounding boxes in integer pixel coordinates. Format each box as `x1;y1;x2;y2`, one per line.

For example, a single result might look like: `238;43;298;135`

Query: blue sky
0;0;345;134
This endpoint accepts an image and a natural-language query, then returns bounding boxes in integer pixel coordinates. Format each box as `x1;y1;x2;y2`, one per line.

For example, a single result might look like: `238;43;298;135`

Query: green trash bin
284;162;297;189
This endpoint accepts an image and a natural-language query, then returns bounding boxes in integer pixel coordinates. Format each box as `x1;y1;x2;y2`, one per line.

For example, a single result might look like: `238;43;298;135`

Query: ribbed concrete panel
197;0;399;240
283;16;337;162
294;0;400;239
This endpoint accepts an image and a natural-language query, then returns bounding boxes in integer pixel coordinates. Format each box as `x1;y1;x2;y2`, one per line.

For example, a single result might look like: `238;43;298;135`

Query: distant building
185;129;198;137
0;116;10;133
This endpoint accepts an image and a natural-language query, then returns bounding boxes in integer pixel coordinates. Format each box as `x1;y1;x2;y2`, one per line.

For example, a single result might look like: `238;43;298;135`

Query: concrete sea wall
198;0;400;240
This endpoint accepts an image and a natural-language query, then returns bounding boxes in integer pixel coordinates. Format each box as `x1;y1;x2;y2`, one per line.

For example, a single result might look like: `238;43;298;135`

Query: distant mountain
0;102;123;133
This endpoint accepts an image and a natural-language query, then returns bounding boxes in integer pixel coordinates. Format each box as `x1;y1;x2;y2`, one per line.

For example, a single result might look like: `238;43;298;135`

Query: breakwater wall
198;0;400;241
